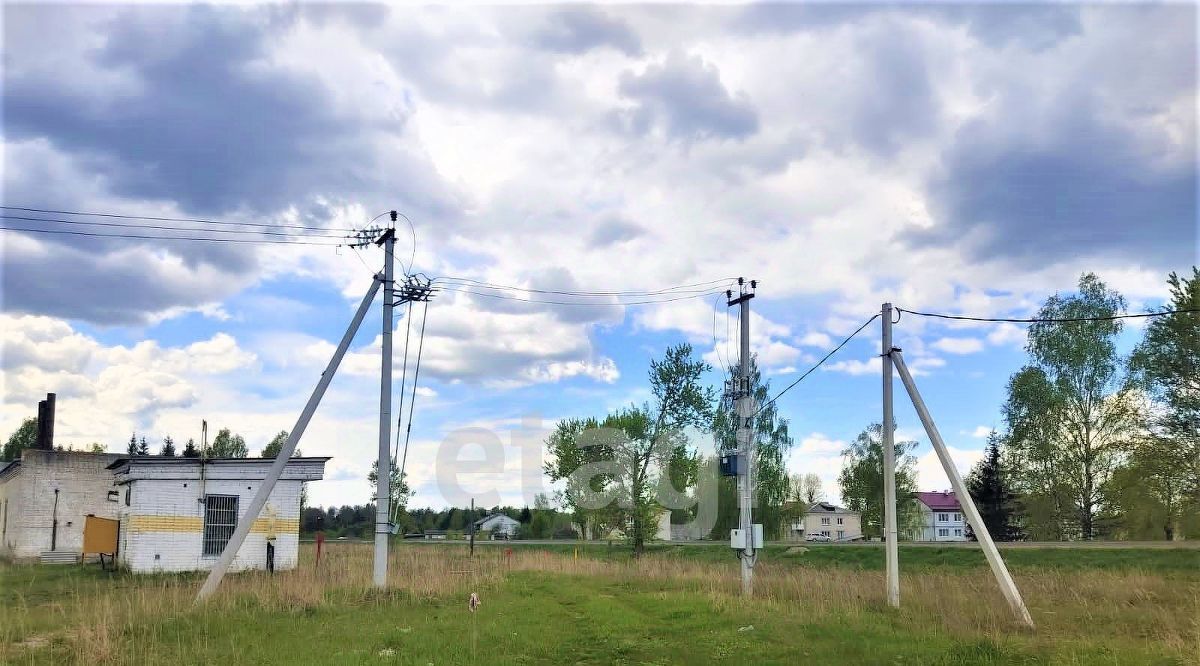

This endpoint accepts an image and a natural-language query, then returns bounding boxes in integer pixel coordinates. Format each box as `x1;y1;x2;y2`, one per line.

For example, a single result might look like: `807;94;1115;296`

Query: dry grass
2;543;1197;664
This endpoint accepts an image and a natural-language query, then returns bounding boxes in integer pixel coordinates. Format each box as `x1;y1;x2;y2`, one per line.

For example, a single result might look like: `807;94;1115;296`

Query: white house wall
0;451;123;559
118;477;304;574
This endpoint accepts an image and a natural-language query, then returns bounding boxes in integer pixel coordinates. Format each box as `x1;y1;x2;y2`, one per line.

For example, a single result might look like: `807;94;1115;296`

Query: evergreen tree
127;433;138;456
181;438;200;458
136;436;150;456
159;436;176;457
965;432;1021;541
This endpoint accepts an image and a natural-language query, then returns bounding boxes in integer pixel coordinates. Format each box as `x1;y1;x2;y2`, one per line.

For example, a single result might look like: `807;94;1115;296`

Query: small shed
107;456;328;573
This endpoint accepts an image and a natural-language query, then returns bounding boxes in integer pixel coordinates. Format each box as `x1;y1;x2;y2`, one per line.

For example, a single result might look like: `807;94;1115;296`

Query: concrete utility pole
197;275;383;602
728;278;757;595
891;351;1035;629
374;218;397;589
881;303;900;607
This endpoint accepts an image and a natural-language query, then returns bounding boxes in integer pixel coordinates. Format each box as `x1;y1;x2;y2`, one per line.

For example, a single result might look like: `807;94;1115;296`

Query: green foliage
209;428;249;458
1128;267;1200;535
1108;435;1198;540
709;356;795;539
965;432;1021;541
88;443;106;453
159;436;176;457
545;343;713;554
181;438;200;458
837;423;920;539
126;432;138;456
1;417;36;461
1003;273;1138;539
261;430;290;458
790;473;824;504
136;436;150;456
368;457;411;513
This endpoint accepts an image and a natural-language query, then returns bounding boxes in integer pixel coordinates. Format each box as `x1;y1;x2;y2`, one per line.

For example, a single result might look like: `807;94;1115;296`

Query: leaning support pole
197;275;384;602
881;303;900;608
891;351;1036;629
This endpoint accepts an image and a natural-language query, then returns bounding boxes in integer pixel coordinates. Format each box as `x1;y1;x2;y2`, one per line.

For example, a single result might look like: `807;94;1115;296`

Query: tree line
1;425;297;460
302;498;578;540
974;270;1199;541
542;268;1199;549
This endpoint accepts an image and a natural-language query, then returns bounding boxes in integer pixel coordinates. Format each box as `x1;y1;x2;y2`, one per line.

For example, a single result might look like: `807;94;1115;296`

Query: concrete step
40;551;81;564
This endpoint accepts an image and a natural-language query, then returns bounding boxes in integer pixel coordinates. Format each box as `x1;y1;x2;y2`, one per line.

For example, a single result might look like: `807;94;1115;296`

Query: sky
1;2;1196;511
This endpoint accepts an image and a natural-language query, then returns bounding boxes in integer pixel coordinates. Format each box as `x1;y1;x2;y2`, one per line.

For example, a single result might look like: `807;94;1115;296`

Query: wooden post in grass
891;350;1035;629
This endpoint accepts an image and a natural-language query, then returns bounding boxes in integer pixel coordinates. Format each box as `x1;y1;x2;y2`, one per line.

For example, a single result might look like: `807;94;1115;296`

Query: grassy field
2;542;1197;665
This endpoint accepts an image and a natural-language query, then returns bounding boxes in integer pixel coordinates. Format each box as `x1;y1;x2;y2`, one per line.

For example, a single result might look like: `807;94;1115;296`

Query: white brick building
0;449;328;573
110;456;328;573
0;450;125;559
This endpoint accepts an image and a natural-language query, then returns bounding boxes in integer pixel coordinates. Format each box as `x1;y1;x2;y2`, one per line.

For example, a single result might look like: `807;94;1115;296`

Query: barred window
203;495;239;557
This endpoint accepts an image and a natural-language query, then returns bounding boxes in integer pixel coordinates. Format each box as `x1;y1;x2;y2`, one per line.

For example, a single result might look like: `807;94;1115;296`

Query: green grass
415;540;1200;574
3;544;1197;665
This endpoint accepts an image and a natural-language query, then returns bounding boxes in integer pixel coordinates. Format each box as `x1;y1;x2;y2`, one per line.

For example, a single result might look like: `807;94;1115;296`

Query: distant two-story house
786;501;863;542
912;491;968;541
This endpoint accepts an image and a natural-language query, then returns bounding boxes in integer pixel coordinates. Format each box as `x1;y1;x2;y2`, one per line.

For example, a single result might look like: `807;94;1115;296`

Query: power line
0;205;355;232
756;313;881;416
390;300;415;525
433;283;732;307
398;299;430;496
0;214;350;238
0;224;343;246
432;275;737;297
712;293;731;387
896;307;1200;324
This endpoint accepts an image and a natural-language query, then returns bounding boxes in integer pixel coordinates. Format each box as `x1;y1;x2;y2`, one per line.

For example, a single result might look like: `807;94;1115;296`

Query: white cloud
798;332;832;348
931;336;984;355
0;314;256;448
986;323;1027;348
970;425;993;438
824;357;880;376
915;445;984;492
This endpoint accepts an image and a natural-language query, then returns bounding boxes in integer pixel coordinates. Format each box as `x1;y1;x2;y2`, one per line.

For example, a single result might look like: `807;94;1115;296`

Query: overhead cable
0;214;348;238
432;275;737;297
896;307;1200;324
0;224;343;246
755;313;881;415
0;205;355;232
433;283;732;307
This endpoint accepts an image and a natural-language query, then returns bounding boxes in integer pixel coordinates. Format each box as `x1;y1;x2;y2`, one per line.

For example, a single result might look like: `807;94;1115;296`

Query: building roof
915;491;961;511
474;513;519;527
0;460;17;481
806;501;854;514
108;456;332;484
105;456;332;469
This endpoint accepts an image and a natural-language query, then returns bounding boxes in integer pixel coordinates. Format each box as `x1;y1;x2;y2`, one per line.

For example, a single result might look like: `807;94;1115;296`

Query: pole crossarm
196;274;383;602
890;349;1036;630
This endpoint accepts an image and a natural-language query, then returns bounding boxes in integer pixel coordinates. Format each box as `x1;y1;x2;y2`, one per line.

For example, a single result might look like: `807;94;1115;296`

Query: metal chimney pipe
44;393;56;450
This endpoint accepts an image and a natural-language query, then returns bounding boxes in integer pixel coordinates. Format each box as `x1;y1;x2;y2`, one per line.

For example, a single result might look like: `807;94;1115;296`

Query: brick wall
1;450;123;559
118;476;304;573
